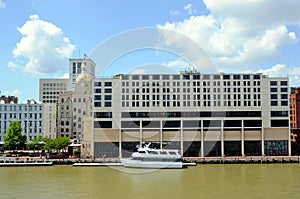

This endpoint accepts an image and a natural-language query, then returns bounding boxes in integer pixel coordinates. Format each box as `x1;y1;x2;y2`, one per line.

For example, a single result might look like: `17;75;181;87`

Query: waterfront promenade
1;155;300;166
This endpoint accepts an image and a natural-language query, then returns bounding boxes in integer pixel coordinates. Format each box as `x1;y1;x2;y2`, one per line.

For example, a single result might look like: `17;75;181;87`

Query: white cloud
7;61;18;70
59;73;69;79
158;0;300;72
3;89;22;96
0;0;5;9
162;59;192;69
130;69;147;74
170;10;180;16
184;3;195;15
12;14;75;75
251;64;300;87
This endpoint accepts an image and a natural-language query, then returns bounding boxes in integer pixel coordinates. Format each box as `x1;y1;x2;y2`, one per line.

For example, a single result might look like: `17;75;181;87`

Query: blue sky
1;0;300;102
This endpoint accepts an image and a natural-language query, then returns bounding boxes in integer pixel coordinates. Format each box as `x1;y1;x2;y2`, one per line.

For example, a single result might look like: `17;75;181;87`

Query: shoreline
1;156;300;166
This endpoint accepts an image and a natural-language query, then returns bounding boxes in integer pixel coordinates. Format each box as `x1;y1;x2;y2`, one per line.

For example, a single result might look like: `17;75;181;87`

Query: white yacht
121;143;183;169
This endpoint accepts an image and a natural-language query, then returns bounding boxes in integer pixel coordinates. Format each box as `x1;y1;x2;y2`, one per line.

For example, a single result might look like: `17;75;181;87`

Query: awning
69;143;81;147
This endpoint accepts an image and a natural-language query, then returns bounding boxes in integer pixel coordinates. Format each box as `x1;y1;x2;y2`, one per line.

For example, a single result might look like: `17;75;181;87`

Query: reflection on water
1;164;300;199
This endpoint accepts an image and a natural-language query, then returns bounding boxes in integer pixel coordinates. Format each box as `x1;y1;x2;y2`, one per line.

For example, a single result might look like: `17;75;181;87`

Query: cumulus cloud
158;0;300;72
252;64;300;87
184;3;195;15
11;14;75;75
0;0;5;9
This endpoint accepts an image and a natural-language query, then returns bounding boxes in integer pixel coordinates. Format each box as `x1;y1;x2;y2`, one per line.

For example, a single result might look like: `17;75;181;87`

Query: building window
253;75;260;79
270;81;277;86
280;81;288;86
104;82;112;86
233;75;240;79
104;89;112;93
281;94;288;99
94;95;101;100
132;75;139;80
94;82;101;86
243;75;250;79
94;89;101;93
94;102;101;107
105;95;112;100
270;94;277;99
104;102;112;107
182;75;190;80
270;88;277;92
152;75;160;80
271;101;278;106
193;75;200;79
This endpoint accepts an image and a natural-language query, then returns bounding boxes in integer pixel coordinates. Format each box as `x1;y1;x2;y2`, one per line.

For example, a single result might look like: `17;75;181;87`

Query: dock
0;157;53;166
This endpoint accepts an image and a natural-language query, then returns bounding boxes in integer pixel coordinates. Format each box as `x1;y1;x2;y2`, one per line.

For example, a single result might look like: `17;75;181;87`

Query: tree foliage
4;121;27;150
26;136;51;151
44;137;71;153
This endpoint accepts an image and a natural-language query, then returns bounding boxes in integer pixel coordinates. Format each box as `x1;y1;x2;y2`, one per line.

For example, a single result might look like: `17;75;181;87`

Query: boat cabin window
138;151;146;153
148;151;158;154
160;151;167;155
168;151;177;155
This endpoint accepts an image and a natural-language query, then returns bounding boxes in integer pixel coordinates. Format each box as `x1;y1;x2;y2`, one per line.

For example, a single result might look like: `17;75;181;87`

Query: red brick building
0;95;18;104
290;88;300;154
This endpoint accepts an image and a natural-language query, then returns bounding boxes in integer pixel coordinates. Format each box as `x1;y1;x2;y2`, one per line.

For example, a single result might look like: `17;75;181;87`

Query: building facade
39;78;70;103
0;100;45;141
0;95;18;104
57;68;93;143
290;87;300;155
43;103;57;139
69;58;96;91
89;73;291;158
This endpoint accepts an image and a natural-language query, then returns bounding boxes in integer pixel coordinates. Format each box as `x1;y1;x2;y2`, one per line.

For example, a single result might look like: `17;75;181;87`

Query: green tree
54;137;71;152
26;136;50;151
4;121;27;150
43;137;71;153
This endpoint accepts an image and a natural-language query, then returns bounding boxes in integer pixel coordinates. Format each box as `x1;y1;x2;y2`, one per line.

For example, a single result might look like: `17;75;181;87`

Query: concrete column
201;120;204;158
119;128;122;158
241;120;245;156
261;127;265;156
140;120;142;147
92;118;95;159
180;119;183;156
288;126;292;156
160;120;163;149
221;120;224;157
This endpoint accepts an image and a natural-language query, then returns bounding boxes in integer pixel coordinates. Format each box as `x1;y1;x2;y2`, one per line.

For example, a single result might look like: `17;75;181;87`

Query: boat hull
121;158;183;169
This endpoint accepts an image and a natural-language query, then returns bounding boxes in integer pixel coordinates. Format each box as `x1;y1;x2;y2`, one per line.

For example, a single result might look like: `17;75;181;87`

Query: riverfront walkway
1;156;300;166
182;156;300;164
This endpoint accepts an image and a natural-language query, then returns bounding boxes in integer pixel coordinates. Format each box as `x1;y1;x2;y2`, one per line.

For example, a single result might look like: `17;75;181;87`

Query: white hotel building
87;72;290;158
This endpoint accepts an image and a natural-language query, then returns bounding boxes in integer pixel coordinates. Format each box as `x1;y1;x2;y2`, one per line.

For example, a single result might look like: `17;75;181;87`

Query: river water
1;164;300;199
